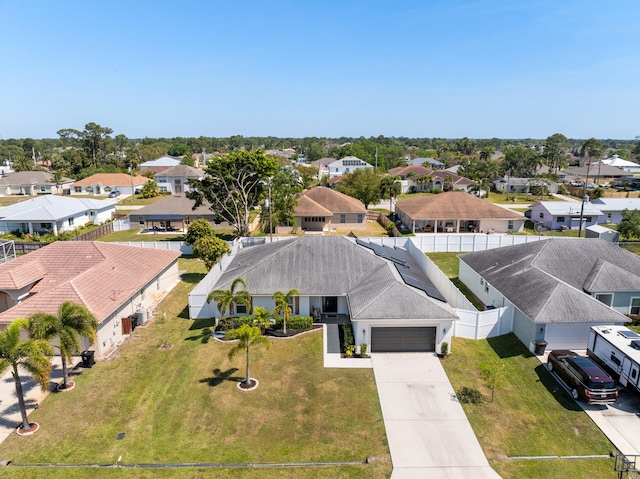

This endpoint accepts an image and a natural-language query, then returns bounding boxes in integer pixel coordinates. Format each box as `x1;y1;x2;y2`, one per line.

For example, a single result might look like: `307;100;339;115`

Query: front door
323;296;338;313
174;179;182;193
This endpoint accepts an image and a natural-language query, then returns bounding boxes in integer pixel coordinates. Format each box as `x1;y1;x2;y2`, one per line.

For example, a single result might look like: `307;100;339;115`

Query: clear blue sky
1;0;639;140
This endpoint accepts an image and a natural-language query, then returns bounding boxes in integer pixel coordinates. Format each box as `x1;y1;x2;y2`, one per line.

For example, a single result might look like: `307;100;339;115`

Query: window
584;217;592;222
507;220;513;231
596;293;613;307
139;217;145;225
630;298;640;315
74;186;82;193
539;212;544;219
340;214;346;223
236;304;247;314
40;186;46;192
480;278;484;285
357;214;363;223
557;216;565;222
40;223;51;229
68;217;74;226
304;217;325;222
89;211;96;217
484;284;489;293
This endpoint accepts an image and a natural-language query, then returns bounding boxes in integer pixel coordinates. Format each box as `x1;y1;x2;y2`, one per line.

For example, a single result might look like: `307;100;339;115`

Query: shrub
287;316;312;330
440;341;449;357
345;345;356;357
359;343;368;357
457;386;486;405
342;321;354;350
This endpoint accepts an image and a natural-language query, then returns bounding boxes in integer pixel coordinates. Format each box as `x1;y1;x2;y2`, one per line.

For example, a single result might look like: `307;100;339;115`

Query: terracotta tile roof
0;242;180;324
389;165;434;177
388;166;474;186
294;187;367;215
396;191;523;220
0;258;46;289
73;173;150;187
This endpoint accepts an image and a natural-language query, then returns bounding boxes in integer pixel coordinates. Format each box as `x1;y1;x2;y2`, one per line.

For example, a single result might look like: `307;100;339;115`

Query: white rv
587;325;640;395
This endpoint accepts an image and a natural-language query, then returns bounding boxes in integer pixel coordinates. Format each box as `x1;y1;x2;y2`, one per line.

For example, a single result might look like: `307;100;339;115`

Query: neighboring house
491;177;559;195
387;165;474;193
154;165;204;194
560;164;627;184
278;186;368;233
585;225;620;244
599;155;640;173
530;200;602;231
407;157;445;168
207;236;457;353
0;241;181;357
0;195;115;235
613;176;640;190
72;173;149;196
592;198;640;225
129;194;227;232
395;191;525;233
327;156;374;179
139;156;181;175
458;239;634;351
0;171;74;196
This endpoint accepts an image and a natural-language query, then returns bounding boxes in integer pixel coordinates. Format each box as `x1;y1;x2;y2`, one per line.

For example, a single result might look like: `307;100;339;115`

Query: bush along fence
376;213;402;237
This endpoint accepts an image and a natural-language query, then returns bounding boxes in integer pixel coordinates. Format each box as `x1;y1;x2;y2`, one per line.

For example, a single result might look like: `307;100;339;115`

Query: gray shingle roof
214;236;457;321
459;238;638;323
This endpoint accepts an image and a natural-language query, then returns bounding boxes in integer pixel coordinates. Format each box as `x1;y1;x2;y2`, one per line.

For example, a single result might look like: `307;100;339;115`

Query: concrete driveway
372;353;501;479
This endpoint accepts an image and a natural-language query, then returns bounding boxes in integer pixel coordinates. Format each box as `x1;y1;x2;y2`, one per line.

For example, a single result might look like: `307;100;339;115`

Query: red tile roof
294;187;367;215
0;242;180;324
73;173;150;187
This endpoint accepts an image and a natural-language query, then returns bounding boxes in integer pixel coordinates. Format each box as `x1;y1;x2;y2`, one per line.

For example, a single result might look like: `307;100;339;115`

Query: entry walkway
372;353;501;479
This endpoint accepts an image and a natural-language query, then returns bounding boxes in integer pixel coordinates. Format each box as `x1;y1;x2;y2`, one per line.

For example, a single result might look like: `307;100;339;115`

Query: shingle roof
0;171;73;185
294;187;367;215
213;236;457;321
154;165;204;178
73;173;150;187
396;191;522;220
131;194;216;217
0;195;115;221
0;242;180;324
459;238;638;324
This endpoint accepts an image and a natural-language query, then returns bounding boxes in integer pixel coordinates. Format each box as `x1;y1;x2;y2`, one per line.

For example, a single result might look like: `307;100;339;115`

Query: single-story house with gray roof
458;238;635;352
129;194;228;232
206;236;458;354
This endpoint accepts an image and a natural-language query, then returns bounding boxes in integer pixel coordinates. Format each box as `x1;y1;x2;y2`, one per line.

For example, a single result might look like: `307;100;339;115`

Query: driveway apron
372;353;502;479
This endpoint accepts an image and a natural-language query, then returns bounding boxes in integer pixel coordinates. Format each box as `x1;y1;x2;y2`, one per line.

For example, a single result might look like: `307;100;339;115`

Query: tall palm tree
272;289;300;335
226;324;270;387
0;319;54;432
29;301;98;390
208;277;252;325
379;175;401;212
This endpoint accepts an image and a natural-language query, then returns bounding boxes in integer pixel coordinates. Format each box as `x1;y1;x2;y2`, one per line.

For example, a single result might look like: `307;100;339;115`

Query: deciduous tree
193;236;231;270
337;168;382;209
618;209;640;240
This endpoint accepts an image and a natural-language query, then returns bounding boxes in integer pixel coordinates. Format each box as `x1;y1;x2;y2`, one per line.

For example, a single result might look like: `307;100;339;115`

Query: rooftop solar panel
619;330;640;339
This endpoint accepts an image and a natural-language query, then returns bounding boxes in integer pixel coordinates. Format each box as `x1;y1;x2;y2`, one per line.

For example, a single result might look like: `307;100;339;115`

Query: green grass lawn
0;257;391;478
441;335;617;479
427;252;486;310
115;194;167;207
0;195;37;206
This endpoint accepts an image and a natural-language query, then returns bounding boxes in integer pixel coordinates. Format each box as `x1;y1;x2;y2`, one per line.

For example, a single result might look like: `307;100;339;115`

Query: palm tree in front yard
226;324;270;388
207;277;252;326
272;289;300;335
0;319;54;433
29;301;98;390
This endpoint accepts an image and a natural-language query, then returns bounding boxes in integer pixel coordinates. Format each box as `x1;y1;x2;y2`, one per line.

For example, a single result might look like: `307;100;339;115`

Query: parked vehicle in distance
547;350;618;404
108;190;121;198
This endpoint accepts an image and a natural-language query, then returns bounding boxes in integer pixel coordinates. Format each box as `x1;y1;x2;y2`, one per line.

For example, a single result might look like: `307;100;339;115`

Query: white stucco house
529;200;603;231
327;156;374;179
591;198;640;225
599;155;640;173
72;173;150;196
191;236;458;354
0;171;74;196
0;195;116;235
0;242;181;358
458;239;632;352
154;165;204;194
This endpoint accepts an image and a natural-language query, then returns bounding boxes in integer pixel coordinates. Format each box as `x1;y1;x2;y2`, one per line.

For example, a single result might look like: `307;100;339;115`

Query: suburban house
0;195;116;235
129;194;226;232
0;242;181;357
277;186;368;233
407;157;445;168
204;236;457;353
387;165;474;193
491;177;559;195
591;198;640;225
395;191;525;233
139;156;181;175
458;239;634;351
327;156;374;179
560;164;627;185
72;173;149;196
154;165;204;194
529;200;603;231
599;155;640;173
613;176;640;190
0;171;74;196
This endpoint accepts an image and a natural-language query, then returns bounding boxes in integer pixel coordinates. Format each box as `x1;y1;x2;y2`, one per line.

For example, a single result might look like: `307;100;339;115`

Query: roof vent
631;340;640;350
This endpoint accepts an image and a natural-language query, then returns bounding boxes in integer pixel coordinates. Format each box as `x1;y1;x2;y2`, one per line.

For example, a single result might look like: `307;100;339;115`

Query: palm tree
29;301;98;390
250;306;273;333
226;324;270;387
272;289;300;335
0;319;54;432
207;277;252;326
479;146;494;161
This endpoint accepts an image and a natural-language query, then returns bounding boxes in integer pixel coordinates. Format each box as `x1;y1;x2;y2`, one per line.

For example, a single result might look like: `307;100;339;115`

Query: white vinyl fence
115;241;193;254
409;234;551;253
453;307;514;340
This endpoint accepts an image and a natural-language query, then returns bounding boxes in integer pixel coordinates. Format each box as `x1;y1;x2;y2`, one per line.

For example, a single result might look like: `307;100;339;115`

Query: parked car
547;350;618;404
108;190;121;198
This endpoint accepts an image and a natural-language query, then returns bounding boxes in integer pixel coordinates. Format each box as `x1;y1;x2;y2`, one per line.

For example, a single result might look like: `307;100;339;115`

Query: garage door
371;327;436;353
544;323;593;351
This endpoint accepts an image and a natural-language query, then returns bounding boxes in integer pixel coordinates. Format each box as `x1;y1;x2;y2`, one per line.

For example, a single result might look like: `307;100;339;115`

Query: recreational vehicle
587;325;640;395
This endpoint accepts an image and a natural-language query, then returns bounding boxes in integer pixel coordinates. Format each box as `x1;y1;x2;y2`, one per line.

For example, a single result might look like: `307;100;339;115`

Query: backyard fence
72;221;115;241
453;307;513;340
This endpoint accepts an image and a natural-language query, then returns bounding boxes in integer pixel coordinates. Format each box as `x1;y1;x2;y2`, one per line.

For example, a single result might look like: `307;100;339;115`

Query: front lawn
0;257;391;478
442;335;617;479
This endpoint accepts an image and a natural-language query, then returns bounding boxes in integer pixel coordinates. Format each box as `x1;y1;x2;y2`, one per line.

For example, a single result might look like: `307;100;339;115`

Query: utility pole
578;194;589;238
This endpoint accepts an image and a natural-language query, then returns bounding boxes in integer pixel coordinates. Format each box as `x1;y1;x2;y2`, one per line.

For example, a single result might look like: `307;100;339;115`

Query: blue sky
1;0;639;140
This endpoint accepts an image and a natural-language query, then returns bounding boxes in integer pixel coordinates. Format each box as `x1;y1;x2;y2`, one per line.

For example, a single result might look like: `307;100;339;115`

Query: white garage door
371;327;436;353
545;323;593;351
